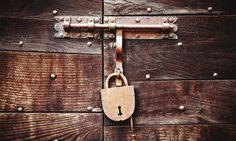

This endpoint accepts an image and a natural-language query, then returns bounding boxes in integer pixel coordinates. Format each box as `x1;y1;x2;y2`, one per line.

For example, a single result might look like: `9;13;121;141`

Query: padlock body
101;86;135;121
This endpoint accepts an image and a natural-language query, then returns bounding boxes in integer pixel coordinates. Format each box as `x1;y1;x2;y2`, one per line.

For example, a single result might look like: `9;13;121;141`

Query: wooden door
0;0;236;141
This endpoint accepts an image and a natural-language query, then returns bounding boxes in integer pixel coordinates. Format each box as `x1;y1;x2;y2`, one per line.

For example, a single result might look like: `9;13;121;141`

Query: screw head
179;105;185;111
177;42;183;47
95;17;100;23
17;107;23;112
213;72;218;77
52;10;58;15
135;18;140;23
146;74;151;79
76;17;82;22
147;7;152;13
18;41;24;46
87;41;92;47
50;73;57;80
87;106;93;111
208;7;213;12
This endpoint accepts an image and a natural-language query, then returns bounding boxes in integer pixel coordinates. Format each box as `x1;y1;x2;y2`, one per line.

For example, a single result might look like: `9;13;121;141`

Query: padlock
101;72;135;121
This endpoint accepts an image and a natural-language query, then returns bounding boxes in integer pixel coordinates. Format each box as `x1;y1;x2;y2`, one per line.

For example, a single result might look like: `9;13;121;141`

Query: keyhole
118;106;123;116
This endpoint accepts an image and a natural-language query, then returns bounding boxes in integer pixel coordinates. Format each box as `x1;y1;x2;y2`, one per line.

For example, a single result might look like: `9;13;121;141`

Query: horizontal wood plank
105;80;236;125
0;51;102;112
0;0;102;19
104;15;236;80
104;124;236;141
104;0;235;15
0;113;103;141
0;0;102;54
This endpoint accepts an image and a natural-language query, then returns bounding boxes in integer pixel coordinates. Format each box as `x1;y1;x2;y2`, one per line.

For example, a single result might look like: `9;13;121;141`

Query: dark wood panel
0;51;102;112
104;0;235;15
0;17;101;54
104;16;236;80
104;124;236;141
0;0;102;19
105;80;236;125
0;113;103;141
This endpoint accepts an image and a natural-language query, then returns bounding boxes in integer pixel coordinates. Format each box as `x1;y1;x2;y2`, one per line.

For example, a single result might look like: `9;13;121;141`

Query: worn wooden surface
105;15;236;80
0;51;102;112
105;80;236;125
104;0;235;15
0;113;103;141
0;0;102;54
104;124;236;141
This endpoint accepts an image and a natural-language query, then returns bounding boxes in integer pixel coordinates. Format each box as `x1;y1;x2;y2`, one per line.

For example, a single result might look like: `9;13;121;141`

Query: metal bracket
54;16;178;39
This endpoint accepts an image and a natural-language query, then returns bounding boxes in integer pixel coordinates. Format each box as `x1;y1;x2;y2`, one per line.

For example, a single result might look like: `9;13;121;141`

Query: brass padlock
101;72;135;121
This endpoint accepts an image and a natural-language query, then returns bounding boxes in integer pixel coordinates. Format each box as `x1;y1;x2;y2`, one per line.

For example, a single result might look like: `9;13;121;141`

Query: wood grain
0;0;102;19
105;80;236;125
104;15;236;80
104;124;236;141
104;0;235;15
0;113;103;141
0;51;102;112
0;0;102;54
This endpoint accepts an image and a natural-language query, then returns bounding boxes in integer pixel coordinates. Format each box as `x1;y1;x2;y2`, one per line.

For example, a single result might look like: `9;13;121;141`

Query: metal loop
105;73;128;88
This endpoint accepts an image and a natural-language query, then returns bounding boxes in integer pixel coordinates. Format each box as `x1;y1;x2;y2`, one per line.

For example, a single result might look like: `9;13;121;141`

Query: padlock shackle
105;73;128;88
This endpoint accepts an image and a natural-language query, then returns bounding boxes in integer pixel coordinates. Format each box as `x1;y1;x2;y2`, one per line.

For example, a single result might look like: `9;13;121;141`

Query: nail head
147;7;152;13
179;105;185;111
52;10;58;15
135;18;140;23
18;41;24;46
87;41;92;47
213;72;218;77
208;7;213;12
17;107;23;112
76;17;82;22
50;73;57;79
177;42;183;47
146;74;151;79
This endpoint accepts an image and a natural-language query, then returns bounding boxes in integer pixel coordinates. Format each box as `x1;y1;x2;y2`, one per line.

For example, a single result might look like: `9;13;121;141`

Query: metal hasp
54;16;178;39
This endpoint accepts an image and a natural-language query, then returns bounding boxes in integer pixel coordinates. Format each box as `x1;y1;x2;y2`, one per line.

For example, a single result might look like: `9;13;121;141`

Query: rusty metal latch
54;16;178;39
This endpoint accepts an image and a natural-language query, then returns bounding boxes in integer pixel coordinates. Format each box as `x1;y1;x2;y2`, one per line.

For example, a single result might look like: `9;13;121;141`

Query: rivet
87;106;93;111
89;19;93;22
52;10;58;15
95;17;100;23
104;19;109;23
65;17;70;21
110;20;114;23
146;74;151;79
77;33;81;37
18;41;24;46
17;107;23;112
168;18;174;23
87;41;92;47
135;18;140;23
104;34;109;38
94;33;99;38
208;7;213;12
54;139;59;141
58;17;64;21
147;7;152;13
179;105;185;111
136;34;140;39
213;72;218;77
163;18;168;23
177;42;183;47
50;73;57;80
76;17;82;22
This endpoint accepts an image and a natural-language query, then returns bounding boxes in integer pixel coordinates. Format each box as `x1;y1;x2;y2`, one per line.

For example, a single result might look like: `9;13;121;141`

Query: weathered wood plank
0;51;102;112
104;0;235;15
0;0;102;54
105;15;236;80
0;0;102;19
0;113;103;141
105;80;236;125
104;124;236;141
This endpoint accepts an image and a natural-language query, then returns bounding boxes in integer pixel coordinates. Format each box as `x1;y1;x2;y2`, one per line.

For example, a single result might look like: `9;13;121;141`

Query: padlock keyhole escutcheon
101;73;135;121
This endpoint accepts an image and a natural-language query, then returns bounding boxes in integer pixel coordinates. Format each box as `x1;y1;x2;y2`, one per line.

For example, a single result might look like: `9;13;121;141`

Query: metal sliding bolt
147;7;152;13
17;107;23;112
179;105;185;111
135;18;140;23
208;7;213;12
213;72;218;77
146;74;151;80
52;10;58;15
18;41;24;46
177;42;183;47
87;41;92;47
50;73;57;80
